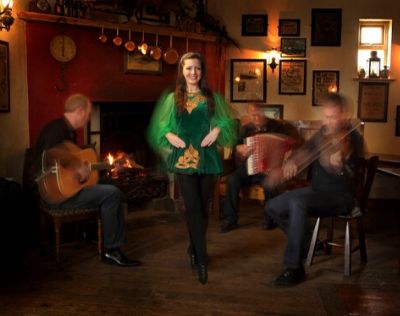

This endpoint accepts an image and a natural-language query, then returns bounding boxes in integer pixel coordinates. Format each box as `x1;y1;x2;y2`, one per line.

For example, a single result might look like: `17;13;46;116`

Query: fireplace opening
89;101;158;168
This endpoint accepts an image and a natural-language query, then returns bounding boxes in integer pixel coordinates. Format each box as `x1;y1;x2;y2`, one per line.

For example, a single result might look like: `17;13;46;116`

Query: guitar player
31;94;141;267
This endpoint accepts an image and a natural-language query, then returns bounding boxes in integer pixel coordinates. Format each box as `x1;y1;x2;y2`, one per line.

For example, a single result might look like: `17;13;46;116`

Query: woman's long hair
174;52;215;116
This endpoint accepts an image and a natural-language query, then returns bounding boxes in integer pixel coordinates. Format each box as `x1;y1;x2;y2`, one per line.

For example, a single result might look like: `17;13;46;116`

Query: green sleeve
210;93;238;148
147;91;177;153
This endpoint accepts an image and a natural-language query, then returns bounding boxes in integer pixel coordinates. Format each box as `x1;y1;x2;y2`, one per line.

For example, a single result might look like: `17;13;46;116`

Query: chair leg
97;215;103;258
344;220;351;277
306;217;320;267
54;220;62;264
326;217;334;255
357;217;367;263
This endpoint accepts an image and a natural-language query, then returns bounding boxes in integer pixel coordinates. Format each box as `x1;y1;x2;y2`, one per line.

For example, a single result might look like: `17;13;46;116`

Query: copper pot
150;33;162;61
138;30;148;55
163;35;179;65
98;26;107;43
113;27;123;47
124;29;135;52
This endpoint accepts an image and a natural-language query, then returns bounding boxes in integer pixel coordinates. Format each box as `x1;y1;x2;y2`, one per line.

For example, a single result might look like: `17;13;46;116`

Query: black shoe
198;264;208;284
103;248;142;267
273;267;305;287
219;221;238;234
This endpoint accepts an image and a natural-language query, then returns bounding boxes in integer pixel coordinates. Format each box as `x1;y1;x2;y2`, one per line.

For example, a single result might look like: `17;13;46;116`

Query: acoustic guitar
36;141;111;204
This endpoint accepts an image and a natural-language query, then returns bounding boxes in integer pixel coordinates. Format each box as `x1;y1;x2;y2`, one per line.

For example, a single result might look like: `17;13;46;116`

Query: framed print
396;106;400;136
311;9;342;46
241;14;268;36
358;82;388;122
279;60;307;95
260;104;284;119
278;19;300;36
280;38;306;57
230;59;266;102
0;41;10;113
124;51;162;75
312;70;340;106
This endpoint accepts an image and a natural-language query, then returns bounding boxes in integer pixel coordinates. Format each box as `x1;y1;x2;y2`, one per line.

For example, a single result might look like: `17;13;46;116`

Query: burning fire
105;151;143;178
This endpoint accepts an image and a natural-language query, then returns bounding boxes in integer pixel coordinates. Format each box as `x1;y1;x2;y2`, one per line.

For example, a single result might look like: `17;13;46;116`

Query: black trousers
176;173;215;265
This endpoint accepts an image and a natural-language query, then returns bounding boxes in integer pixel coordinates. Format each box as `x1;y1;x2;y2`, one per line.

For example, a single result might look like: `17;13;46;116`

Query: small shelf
17;11;219;43
353;77;396;82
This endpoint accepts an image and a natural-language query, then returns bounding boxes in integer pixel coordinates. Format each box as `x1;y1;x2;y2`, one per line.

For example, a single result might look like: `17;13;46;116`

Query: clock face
49;35;77;63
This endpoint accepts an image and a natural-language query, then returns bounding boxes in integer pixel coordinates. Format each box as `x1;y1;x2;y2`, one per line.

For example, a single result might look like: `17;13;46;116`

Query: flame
104;151;144;178
106;153;114;166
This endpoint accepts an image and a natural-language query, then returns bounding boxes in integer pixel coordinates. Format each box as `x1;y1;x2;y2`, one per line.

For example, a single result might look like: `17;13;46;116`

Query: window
358;19;392;72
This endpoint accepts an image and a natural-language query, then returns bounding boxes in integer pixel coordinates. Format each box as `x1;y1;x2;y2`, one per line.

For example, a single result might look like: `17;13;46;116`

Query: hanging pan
124;29;135;52
163;35;179;65
150;33;162;61
113;27;123;46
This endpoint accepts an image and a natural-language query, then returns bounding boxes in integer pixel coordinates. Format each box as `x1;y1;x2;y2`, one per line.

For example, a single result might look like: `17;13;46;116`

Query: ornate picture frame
124;51;162;75
311;8;342;46
0;41;10;113
312;70;340;106
279;60;307;95
230;59;266;102
280;38;306;57
278;19;300;36
241;14;268;36
358;82;389;122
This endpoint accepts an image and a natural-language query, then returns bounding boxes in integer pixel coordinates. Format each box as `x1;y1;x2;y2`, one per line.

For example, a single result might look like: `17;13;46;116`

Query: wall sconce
266;48;281;73
0;0;14;31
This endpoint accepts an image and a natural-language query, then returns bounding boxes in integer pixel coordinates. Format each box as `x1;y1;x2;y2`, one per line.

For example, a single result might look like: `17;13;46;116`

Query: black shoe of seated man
273;267;305;287
103;248;142;267
198;264;208;285
219;221;238;234
188;252;198;269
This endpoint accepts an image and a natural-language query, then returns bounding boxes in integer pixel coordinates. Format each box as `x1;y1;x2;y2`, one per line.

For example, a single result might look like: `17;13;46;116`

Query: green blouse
147;91;237;175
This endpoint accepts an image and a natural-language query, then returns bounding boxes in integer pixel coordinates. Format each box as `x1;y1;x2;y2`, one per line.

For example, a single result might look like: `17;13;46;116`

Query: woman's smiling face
182;58;202;88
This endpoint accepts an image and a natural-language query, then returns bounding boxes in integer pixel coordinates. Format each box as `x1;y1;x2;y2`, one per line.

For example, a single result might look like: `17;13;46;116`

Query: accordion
245;133;295;175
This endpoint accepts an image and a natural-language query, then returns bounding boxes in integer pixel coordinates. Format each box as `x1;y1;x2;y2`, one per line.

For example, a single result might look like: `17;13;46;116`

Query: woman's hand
165;132;186;148
201;127;220;147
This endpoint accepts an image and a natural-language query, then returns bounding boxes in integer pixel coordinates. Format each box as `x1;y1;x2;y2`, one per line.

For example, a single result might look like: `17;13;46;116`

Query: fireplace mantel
18;11;219;43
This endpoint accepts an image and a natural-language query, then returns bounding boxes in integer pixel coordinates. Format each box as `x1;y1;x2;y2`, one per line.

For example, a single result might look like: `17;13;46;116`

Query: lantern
368;51;381;78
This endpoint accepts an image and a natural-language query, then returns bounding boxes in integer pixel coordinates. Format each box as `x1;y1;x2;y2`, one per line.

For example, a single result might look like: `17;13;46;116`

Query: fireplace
89;101;157;167
88;102;168;204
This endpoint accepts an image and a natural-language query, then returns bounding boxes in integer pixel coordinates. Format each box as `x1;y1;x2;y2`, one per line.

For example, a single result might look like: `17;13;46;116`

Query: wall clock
49;34;77;63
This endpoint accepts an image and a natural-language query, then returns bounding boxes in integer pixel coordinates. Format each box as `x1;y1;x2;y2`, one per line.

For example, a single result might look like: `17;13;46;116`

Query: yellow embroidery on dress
175;144;200;169
185;94;206;114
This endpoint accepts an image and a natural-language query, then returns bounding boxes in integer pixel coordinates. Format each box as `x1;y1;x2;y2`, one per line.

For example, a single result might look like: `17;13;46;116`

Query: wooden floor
1;200;399;316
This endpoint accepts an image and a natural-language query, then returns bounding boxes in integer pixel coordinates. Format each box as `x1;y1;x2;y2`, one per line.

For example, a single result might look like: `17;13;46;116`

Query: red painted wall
26;23;225;145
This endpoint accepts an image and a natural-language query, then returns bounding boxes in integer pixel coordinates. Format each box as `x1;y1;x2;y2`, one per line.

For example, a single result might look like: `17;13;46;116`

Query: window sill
353;77;396;82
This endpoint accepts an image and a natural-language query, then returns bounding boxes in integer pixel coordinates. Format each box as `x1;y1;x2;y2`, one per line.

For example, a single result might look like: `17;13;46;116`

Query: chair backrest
356;155;379;212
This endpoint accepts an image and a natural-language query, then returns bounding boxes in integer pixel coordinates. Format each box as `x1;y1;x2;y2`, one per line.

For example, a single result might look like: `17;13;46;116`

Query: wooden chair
305;156;379;276
40;204;103;264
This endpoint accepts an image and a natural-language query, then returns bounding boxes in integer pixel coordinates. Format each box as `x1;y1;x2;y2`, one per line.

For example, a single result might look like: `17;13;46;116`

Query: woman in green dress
147;52;237;284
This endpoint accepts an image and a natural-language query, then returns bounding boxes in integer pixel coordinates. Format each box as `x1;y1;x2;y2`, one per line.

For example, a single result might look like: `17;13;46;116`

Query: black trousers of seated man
176;173;215;265
222;164;276;226
266;187;354;269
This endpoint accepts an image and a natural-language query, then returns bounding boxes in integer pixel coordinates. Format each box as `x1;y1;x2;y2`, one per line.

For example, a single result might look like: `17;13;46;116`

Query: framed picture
311;9;342;46
396;106;400;136
241;14;268;36
278;19;300;36
260;104;284;119
230;59;266;102
124;51;162;75
139;2;169;23
280;38;306;57
279;60;307;95
358;82;389;122
0;41;10;113
312;70;340;106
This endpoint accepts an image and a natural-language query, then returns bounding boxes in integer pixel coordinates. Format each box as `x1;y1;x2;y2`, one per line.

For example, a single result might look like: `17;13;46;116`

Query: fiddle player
220;103;298;233
31;94;141;267
265;93;363;286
